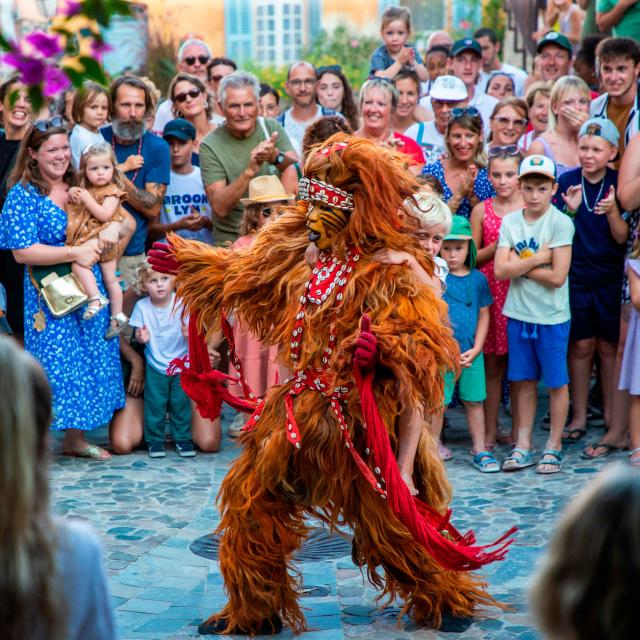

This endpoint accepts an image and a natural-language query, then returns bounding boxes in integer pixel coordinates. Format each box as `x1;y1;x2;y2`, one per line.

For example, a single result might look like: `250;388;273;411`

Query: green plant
482;0;507;50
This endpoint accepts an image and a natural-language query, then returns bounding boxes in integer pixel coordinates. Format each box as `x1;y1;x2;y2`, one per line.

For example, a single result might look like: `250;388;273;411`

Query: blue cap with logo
451;38;482;58
163;118;196;142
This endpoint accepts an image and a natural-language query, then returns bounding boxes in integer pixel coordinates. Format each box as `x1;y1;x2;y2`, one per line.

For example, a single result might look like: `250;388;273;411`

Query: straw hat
240;175;296;205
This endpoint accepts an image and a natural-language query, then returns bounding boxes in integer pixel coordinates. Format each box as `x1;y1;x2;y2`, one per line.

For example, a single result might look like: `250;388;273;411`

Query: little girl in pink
229;176;295;405
470;147;524;449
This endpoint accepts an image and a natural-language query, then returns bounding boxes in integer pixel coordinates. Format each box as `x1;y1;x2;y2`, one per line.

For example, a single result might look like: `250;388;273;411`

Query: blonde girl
528;76;591;177
68;82;110;170
67;142;133;339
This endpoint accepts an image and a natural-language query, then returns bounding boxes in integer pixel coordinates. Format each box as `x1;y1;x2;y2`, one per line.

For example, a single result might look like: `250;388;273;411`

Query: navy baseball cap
163;118;196;142
451;38;482;58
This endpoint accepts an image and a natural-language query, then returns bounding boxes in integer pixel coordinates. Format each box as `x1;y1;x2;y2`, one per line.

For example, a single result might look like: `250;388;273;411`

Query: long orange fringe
169;134;504;635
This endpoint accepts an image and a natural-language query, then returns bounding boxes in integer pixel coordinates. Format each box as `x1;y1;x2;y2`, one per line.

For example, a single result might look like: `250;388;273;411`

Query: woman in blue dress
0;118;124;459
421;107;495;219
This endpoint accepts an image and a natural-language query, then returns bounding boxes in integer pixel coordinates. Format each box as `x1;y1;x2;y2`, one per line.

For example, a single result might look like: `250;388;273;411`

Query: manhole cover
190;526;352;562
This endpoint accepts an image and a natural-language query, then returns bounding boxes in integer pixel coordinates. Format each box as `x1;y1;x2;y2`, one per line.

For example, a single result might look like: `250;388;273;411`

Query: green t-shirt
199;118;294;245
597;0;640;39
498;205;575;325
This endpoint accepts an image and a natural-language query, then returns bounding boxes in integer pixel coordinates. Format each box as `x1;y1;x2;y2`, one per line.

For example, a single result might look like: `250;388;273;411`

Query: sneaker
175;440;196;457
148;442;166;458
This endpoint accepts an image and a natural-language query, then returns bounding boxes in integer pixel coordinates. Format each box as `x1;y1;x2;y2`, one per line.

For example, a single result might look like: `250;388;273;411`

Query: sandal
472;450;500;473
501;447;535;472
629;448;640;468
63;444;111;460
104;312;129;340
437;442;453;461
82;294;109;321
536;449;564;475
580;441;624;460
562;427;587;444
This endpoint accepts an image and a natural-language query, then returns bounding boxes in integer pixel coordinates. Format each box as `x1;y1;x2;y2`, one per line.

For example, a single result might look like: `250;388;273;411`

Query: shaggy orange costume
166;135;513;636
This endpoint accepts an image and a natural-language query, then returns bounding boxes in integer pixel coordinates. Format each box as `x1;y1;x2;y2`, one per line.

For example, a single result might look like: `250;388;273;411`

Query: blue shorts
569;284;621;344
507;319;570;388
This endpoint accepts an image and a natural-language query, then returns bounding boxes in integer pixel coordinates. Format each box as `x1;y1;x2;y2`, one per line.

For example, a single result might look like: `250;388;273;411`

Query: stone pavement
50;397;627;640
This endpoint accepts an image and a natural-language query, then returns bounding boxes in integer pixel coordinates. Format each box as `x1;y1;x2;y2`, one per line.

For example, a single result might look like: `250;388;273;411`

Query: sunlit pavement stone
50;395;621;639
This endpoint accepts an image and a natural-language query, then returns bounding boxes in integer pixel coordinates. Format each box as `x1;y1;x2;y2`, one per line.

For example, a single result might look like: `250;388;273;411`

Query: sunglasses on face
488;144;520;157
184;55;209;66
492;115;528;128
174;88;201;103
450;106;480;119
33;115;65;132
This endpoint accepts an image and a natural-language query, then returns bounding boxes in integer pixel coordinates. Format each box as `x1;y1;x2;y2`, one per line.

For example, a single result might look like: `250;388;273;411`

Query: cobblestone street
51;399;620;640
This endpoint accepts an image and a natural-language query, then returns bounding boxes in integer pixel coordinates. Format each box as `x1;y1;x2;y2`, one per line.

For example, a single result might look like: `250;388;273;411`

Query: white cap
518;155;557;181
429;75;468;101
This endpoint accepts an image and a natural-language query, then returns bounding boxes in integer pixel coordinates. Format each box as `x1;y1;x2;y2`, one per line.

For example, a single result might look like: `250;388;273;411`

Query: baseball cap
451;38;482;58
444;215;477;268
578;117;620;147
518;155;557;181
163;118;196;142
430;75;468;101
536;31;572;54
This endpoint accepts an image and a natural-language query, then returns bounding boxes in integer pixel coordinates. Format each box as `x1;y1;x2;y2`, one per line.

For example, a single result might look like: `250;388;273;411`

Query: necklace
581;174;606;214
111;134;143;183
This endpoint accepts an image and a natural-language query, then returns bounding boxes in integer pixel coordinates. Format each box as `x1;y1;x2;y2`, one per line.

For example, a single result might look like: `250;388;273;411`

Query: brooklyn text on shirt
163;193;209;215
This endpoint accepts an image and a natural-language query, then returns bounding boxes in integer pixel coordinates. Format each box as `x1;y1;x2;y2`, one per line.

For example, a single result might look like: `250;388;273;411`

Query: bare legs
397;405;423;495
484;354;508;446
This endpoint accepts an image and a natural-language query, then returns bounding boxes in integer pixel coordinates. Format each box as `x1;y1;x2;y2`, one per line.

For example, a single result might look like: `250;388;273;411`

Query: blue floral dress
0;183;124;431
421;159;495;219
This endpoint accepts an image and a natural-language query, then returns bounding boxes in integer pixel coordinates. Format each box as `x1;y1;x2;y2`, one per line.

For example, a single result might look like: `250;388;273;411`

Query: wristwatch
273;151;285;166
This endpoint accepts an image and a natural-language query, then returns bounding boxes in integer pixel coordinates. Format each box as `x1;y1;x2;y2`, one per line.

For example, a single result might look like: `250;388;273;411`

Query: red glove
148;242;180;275
354;314;377;372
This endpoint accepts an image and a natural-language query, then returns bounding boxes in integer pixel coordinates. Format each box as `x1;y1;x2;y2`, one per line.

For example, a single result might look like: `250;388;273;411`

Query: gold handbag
29;264;88;319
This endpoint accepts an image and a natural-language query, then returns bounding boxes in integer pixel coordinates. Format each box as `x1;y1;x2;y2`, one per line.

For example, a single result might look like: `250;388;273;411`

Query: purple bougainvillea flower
2;52;45;85
60;0;82;17
43;65;70;97
25;31;63;58
91;39;112;59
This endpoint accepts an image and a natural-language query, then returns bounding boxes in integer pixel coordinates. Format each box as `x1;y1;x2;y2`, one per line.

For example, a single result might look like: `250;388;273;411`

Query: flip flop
63;444;111;460
438;442;453;461
580;441;623;460
472;451;500;473
501;447;535;472
536;449;564;475
561;428;587;444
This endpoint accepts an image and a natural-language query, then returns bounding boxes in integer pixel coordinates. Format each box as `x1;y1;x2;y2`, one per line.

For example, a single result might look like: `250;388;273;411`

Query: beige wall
322;0;381;36
147;0;225;54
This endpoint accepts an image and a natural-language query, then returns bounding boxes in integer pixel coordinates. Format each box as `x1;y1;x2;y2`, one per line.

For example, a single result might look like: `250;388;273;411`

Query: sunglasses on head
488;144;520;157
184;55;209;66
450;106;480;119
174;88;201;103
33;115;65;133
317;64;342;76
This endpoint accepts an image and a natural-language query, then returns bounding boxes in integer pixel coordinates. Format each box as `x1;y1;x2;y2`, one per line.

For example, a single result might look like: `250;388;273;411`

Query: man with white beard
101;76;170;294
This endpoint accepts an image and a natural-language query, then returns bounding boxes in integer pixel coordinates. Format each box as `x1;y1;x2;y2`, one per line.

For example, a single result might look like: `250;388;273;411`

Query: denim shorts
507;319;570;388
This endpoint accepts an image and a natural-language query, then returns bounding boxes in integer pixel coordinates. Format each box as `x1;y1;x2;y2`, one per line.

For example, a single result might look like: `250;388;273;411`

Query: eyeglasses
33;115;65;132
488;144;520;157
174;88;201;103
317;64;342;76
184;55;209;66
492;115;528;128
450;106;480;119
288;79;316;88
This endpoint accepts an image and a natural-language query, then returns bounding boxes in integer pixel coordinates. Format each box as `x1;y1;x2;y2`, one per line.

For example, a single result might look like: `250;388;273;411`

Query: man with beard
277;61;341;157
102;76;170;292
590;37;640;163
153;38;212;133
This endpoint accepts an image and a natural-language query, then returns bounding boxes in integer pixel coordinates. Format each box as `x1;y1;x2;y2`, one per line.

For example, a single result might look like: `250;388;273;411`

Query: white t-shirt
69;124;105;169
281;104;323;157
498;205;574;325
152;99;173;134
478;63;528;97
468;90;499;133
162;166;213;243
404;121;445;164
129;293;188;373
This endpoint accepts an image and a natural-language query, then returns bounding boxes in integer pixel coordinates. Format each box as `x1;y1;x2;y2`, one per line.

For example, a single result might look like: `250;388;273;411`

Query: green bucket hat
444;215;477;269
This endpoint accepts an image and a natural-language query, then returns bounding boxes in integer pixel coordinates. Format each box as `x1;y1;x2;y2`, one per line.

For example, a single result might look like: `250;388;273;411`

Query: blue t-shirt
101;126;170;256
369;43;423;76
443;269;493;352
554;167;625;288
